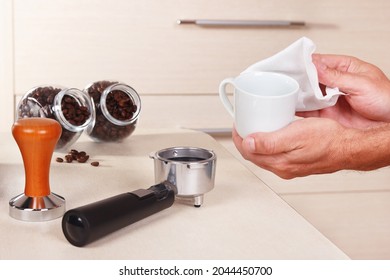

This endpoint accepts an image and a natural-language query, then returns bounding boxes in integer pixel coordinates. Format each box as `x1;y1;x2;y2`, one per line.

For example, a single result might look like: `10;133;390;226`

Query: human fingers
232;125;299;174
238;118;350;178
296;111;320;118
232;128;293;177
313;59;365;93
312;54;386;93
313;54;390;122
232;127;245;154
241;124;302;156
312;53;367;73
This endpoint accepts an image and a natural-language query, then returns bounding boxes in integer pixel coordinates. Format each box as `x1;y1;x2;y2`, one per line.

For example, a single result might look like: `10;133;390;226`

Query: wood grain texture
12;118;62;197
12;0;390;94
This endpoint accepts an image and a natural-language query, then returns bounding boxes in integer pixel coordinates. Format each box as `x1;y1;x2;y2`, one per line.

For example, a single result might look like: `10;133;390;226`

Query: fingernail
246;137;255;152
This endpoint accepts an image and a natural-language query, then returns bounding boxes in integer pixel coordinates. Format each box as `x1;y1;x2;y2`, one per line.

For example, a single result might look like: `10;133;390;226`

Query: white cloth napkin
242;37;343;111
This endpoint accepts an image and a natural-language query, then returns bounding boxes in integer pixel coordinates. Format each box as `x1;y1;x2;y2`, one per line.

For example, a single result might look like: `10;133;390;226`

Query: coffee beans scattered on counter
55;149;99;167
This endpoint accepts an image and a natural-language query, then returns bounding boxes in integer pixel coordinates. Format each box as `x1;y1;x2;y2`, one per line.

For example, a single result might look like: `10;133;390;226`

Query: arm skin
232;54;390;179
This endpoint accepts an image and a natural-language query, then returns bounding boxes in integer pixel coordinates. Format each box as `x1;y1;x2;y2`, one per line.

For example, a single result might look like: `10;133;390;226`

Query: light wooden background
2;0;390;131
1;0;390;259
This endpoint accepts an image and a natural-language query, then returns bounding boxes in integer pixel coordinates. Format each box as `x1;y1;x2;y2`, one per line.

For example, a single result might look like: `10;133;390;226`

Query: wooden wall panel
12;0;390;95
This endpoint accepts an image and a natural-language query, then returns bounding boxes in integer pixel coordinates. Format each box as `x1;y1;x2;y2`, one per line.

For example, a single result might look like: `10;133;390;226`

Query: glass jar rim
53;88;94;132
100;83;141;126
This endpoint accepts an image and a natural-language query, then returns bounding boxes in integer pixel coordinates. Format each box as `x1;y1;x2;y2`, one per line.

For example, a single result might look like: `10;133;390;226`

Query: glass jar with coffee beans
84;80;141;142
17;85;93;151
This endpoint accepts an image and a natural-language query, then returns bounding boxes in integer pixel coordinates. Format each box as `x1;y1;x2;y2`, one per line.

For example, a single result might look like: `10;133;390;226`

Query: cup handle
218;78;235;117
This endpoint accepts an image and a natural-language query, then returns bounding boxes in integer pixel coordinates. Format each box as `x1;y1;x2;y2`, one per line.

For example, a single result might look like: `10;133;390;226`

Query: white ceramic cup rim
233;71;299;98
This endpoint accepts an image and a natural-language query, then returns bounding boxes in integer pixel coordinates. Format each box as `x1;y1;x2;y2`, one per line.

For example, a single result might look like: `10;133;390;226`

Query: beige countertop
0;128;348;259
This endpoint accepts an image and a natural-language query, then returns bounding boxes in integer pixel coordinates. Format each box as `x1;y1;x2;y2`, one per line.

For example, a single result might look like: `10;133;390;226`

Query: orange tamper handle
12;118;62;197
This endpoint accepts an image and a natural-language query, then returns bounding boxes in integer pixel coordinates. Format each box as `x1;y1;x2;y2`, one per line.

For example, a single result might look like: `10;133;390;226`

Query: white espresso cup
219;71;299;138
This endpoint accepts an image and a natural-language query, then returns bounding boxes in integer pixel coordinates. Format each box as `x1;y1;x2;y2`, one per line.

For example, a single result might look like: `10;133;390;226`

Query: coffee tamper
9;118;66;221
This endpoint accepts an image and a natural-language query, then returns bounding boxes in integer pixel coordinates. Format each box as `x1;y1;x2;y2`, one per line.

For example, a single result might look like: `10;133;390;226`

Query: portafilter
62;147;216;247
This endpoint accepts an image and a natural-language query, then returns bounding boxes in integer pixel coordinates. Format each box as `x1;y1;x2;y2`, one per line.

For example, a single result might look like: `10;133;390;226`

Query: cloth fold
242;37;343;111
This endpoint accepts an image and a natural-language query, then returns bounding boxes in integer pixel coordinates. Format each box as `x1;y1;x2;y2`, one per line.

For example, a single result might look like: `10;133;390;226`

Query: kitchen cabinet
1;0;390;259
2;0;390;131
0;0;14;132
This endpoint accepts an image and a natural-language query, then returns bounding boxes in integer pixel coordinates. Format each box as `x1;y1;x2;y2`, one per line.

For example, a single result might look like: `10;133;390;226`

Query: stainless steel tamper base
9;193;65;222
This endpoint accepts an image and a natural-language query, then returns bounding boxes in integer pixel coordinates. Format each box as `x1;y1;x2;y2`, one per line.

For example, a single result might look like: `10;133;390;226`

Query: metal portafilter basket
62;147;216;247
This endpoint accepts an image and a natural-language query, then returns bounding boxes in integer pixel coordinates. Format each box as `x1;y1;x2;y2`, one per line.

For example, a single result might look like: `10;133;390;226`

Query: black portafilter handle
62;181;176;247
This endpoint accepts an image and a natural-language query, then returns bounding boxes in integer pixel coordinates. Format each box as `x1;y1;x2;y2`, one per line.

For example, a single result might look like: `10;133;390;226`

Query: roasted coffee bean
70;149;79;160
86;81;138;142
57;149;100;166
77;151;86;157
18;86;91;149
65;155;73;163
77;155;89;163
67;150;89;163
